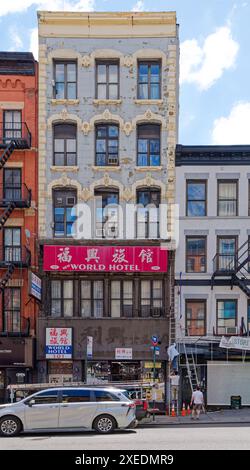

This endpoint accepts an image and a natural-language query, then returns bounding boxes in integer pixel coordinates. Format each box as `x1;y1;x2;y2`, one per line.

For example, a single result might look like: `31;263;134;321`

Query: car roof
35;387;127;393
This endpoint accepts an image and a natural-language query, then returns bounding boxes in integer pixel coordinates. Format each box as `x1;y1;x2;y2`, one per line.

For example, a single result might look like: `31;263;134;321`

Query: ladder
167;252;178;414
0;263;15;292
183;332;199;394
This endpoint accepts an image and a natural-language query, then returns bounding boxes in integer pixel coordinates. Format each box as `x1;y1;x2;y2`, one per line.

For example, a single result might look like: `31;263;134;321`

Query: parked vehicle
0;387;137;437
118;386;150;420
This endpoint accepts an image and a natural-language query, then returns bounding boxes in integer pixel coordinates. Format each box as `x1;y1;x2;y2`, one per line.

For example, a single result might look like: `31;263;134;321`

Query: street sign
151;346;160;351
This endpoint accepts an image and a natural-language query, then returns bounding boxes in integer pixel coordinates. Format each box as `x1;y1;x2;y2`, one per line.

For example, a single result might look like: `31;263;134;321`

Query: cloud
9;26;23;50
29;28;38;60
132;1;145;12
180;26;239;90
212;102;250;144
0;0;95;16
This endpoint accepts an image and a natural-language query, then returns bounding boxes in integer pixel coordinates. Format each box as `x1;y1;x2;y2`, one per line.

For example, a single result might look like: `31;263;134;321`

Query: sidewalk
139;408;250;426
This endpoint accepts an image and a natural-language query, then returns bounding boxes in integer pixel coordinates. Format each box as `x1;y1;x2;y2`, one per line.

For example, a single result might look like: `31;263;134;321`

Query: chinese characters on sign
43;246;168;273
46;328;72;359
115;348;133;360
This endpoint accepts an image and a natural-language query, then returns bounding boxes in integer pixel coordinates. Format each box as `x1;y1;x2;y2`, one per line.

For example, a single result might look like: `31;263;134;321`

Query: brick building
0;52;38;401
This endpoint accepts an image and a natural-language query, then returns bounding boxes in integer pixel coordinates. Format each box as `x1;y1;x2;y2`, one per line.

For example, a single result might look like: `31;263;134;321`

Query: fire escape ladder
212;239;250;297
0;263;15;293
0;141;16;169
0;202;16;229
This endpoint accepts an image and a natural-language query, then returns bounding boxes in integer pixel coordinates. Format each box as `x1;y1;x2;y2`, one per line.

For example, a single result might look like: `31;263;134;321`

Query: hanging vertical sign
87;336;93;359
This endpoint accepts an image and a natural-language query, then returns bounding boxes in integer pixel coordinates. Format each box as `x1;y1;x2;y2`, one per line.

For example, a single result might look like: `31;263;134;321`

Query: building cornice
176;144;250;166
38;11;177;38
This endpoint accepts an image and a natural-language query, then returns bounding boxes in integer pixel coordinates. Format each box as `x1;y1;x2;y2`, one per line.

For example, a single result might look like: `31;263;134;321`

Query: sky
0;0;250;145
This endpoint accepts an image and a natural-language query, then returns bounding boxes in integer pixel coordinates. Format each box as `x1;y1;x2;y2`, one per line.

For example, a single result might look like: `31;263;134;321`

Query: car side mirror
28;399;35;407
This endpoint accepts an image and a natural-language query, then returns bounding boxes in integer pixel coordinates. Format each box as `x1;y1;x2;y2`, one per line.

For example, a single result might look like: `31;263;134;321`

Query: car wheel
93;414;116;434
0;416;22;437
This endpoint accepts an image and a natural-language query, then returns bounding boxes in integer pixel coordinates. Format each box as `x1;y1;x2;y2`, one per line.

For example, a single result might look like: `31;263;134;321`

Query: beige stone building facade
37;11;179;404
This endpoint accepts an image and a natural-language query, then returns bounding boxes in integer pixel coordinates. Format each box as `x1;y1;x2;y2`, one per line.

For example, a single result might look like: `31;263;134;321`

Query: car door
93;390;125;420
24;390;60;430
58;389;97;429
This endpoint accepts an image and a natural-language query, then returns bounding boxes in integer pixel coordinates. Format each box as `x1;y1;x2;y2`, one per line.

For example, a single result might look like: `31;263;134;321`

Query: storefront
0;337;34;402
37;244;173;409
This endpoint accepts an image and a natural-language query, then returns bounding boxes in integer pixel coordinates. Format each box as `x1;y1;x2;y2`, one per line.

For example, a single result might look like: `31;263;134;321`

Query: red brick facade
0;53;38;398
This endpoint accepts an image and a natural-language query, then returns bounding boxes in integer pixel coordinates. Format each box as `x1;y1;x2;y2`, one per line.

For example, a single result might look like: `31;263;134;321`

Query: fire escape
0;122;32;298
212;240;250;334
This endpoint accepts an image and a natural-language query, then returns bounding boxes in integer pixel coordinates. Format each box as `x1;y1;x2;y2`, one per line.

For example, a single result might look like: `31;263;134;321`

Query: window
138;61;161;99
249;181;250;216
3;168;21;202
94;189;119;238
217;237;237;271
186;300;206;336
54;61;77;99
51;280;74;317
61;389;91;403
110;280;133;318
3;110;21;143
186;180;207;217
137;124;160;166
95;124;119;166
80;280;104;318
137;188;160;239
4;228;21;262
27;390;59;405
53;123;77;166
140;280;163;317
93;390;120;402
248;300;250;334
3;288;21;332
53;189;77;238
217;300;237;335
218;180;238;216
186;237;206;273
96;61;119;99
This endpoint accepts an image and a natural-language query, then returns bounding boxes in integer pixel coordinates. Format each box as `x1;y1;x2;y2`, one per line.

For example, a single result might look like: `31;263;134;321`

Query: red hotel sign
43;246;168;273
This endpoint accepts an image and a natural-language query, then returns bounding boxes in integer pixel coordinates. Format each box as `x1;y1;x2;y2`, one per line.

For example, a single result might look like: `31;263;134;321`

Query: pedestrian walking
190;386;204;420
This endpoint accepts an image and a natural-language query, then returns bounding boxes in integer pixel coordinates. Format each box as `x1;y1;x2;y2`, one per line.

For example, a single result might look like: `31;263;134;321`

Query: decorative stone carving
82;187;92;201
123;122;133;136
132;110;167;129
82;122;91;135
47;174;82;199
123;55;134;67
103;109;112;121
103;173;110;186
60;108;68;120
122;187;133;201
81;55;91;67
145;109;153;120
145;173;155;186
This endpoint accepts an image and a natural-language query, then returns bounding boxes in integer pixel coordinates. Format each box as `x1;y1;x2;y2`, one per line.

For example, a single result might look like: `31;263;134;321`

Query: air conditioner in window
108;157;118;165
225;326;238;335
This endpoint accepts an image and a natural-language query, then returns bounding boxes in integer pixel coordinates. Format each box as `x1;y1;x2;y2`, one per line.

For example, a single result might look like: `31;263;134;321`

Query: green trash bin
231;395;241;409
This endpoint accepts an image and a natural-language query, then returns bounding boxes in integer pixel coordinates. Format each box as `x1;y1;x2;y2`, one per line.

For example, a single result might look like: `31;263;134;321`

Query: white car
0;387;137;437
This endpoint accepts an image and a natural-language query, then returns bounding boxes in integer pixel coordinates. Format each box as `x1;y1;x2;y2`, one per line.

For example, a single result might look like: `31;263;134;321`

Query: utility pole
151;335;161;422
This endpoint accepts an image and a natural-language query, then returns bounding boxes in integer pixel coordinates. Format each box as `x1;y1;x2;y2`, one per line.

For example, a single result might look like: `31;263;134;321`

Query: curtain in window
218;182;237;216
93;281;103;318
111;281;121;317
63;280;73;317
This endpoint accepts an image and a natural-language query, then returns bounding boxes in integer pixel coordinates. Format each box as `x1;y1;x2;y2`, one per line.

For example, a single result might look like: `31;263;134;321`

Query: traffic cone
187;404;191;415
181;402;186;417
171;403;176;417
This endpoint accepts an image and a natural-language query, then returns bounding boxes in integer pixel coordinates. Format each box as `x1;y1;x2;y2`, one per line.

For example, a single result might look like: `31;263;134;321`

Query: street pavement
143;407;250;425
1;425;250;450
